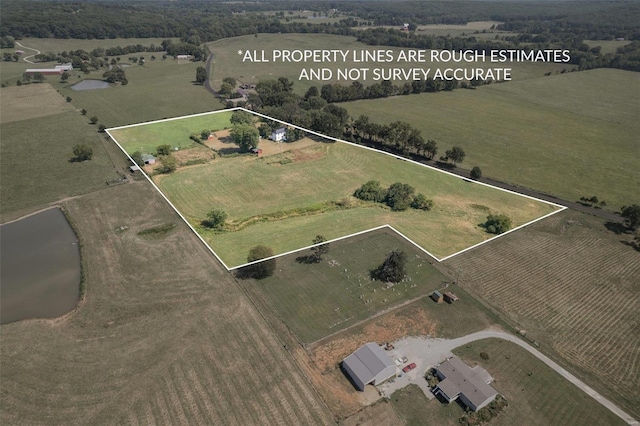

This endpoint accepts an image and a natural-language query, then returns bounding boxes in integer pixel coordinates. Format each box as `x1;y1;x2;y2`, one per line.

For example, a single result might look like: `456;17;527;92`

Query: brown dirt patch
257;137;319;157
291;145;326;163
172;146;216;166
0;83;75;124
310;307;437;373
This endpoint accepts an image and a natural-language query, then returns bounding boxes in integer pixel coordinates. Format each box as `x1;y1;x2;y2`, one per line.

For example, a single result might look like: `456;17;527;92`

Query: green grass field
53;59;221;127
451;339;626;425
110;114;559;267
0;109;122;217
110;111;233;154
206;33;569;94
345;68;640;210
154;143;557;266
584;39;632;55
0;37;180;88
247;229;448;343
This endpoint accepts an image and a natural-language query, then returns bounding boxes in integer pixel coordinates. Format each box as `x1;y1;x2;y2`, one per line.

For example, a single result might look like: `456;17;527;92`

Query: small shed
176;54;193;60
444;292;459;303
129;165;140;172
141;154;156;165
270;127;286;142
431;290;444;304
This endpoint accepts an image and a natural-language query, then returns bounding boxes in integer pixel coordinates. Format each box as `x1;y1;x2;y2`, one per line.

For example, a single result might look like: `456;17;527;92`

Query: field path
385;330;638;425
15;41;40;64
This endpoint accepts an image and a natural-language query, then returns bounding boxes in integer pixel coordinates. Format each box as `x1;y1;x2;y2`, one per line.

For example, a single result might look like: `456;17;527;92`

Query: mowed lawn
345;68;640;210
207;33;569;95
250;229;448;343
147;140;558;266
452;339;626;426
109;110;233;155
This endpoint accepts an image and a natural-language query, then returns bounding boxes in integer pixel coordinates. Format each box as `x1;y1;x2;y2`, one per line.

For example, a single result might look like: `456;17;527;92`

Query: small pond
71;79;111;91
1;208;81;324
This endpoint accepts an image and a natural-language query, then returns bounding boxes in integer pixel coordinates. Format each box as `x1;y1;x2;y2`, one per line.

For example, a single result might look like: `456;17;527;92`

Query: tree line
2;1;637;73
243;77;468;168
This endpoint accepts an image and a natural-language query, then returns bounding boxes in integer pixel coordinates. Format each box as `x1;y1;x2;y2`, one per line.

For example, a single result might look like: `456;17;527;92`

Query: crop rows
445;211;640;417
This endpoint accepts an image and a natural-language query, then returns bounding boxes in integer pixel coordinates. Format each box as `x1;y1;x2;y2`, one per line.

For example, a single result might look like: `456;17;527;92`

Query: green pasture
206;33;569;94
111;119;560;266
345;68;640;209
110;110;233;155
453;339;626;426
11;37;180;55
583;39;632;55
248;229;448;343
55;59;220;127
246;227;501;343
0;110;121;217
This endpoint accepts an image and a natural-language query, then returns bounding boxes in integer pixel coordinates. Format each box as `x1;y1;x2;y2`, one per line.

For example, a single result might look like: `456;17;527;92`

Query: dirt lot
0;83;75;124
0;181;333;425
204;129;319;157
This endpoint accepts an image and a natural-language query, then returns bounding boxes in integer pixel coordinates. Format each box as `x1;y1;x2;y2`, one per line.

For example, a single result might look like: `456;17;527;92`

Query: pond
71;79;111;91
1;208;81;324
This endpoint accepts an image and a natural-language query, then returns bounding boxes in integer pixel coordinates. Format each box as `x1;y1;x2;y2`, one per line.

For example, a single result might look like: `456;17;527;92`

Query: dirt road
15;41;40;64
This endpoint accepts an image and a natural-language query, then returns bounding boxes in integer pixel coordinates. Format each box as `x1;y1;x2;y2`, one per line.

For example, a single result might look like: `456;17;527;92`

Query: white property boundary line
106;107;567;271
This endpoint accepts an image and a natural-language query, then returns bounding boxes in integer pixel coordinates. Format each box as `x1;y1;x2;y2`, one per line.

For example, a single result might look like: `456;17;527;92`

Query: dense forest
1;1;638;71
2;1;639;41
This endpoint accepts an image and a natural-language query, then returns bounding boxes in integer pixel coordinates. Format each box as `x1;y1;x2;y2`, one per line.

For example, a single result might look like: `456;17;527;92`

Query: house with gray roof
342;343;396;391
434;356;498;412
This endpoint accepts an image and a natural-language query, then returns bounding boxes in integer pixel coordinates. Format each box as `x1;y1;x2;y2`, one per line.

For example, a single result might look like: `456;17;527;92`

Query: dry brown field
0;181;333;425
0;83;75;124
444;210;640;418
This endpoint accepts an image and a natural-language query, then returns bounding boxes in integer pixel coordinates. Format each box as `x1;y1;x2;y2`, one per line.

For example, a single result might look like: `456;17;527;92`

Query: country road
380;330;637;425
15;41;40;64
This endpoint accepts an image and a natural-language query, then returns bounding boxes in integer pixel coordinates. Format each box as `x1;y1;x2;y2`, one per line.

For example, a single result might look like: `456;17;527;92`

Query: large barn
342;343;396;391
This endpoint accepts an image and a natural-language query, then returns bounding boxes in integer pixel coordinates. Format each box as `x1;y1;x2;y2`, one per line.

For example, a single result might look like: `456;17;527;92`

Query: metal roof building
434;356;498;412
342;343;396;391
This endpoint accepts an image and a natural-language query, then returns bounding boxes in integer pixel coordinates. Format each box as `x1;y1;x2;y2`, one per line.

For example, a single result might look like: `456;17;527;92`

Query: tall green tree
195;66;207;84
484;213;511;234
230;124;259;152
242;245;276;279
202;209;227;229
621;204;640;230
310;235;329;263
442;146;466;165
72;144;93;161
373;250;407;283
230;110;254;126
385;182;415;211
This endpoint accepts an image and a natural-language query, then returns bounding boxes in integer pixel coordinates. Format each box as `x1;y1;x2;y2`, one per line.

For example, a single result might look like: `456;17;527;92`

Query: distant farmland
444;210;640;419
206;33;569;94
110;111;560;268
344;68;640;210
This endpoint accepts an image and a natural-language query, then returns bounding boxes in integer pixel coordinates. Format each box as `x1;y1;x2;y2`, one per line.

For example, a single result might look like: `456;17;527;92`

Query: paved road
15;41;40;64
378;330;637;425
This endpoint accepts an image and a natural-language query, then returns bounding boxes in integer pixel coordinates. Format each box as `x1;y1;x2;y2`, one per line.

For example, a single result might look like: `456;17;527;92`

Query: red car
402;362;417;373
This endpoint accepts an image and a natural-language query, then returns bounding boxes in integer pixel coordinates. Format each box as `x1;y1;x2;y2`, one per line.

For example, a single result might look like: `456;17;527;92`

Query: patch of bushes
484;213;511;234
354;181;434;212
137;223;177;239
458;395;508;426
